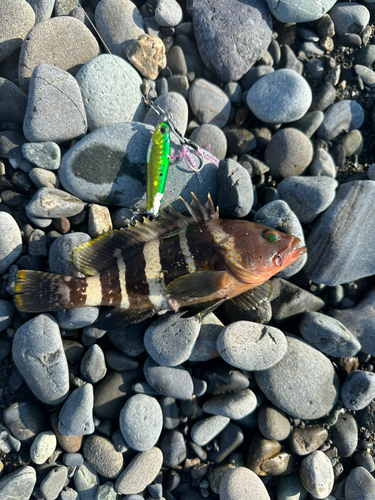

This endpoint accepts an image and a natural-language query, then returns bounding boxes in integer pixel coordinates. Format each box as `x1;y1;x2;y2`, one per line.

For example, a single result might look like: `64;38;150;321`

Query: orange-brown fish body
14;195;306;330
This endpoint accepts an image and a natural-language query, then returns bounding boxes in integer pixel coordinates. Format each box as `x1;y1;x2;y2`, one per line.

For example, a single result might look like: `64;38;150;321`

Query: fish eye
262;229;280;243
159;124;168;135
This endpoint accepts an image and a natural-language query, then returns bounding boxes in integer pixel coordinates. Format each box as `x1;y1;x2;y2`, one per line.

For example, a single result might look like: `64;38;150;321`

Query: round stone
217;321;287;371
202;388;257;420
191;415;230;447
189;78;231;128
58;383;95;436
119;394;163;451
300;450;334;498
317;100;365;141
345;467;375;499
155;0;183;27
143;357;194;400
288;425;328;456
331;413;358;458
264;128;313;179
0;466;36;500
258;405;291;441
329;2;370;36
254;334;340;419
0;212;22;274
0;0;35;63
341;370;375;411
220;467;271;500
265;0;336;23
246;69;312;124
30;431;57;464
83;435;124;479
189;124;227;161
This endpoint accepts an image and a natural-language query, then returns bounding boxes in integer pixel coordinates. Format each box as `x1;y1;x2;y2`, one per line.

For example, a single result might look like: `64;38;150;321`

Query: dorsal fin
73;193;218;276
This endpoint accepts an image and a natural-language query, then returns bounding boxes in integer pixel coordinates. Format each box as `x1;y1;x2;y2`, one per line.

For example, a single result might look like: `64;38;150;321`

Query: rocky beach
1;0;375;499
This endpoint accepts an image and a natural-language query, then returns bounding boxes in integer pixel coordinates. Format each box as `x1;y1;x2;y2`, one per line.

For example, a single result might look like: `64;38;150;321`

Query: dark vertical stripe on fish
99;267;122;306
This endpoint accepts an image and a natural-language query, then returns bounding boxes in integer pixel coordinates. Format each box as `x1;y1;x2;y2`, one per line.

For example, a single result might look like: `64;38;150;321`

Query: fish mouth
273;238;307;268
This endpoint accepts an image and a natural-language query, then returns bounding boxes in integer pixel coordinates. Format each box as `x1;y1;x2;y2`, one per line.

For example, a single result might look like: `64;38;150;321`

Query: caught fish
14;194;306;330
146;121;170;216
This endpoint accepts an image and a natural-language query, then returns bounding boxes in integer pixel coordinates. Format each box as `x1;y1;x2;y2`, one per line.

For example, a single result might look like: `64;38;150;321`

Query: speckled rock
0;466;36;500
30;431;57;464
58;383;95;436
189;79;231;128
220;466;271;500
0;0;35;63
0;212;22;274
266;0;336;23
22;142;61;170
299;450;334;499
83;435;124;479
341;370;375;411
317;100;365;141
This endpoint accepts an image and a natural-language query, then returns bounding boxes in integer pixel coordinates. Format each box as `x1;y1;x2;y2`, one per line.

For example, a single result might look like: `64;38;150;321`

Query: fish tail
14;270;88;313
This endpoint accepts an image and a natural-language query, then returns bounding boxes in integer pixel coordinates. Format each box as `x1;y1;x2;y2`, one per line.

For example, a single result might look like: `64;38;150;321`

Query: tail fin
14;270;87;313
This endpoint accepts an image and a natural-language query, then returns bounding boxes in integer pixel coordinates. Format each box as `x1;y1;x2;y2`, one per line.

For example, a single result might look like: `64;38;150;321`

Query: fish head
153;121;170;145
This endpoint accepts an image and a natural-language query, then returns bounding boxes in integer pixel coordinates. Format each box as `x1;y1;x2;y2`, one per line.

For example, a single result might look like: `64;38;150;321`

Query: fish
146;121;170;216
14;194;307;330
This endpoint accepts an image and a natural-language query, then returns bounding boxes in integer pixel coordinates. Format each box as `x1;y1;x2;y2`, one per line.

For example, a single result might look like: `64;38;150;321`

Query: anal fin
166;271;229;298
95;307;155;331
230;281;273;311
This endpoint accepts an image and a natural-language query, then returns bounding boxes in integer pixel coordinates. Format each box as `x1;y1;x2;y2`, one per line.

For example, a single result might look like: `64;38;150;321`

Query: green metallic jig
146;121;171;216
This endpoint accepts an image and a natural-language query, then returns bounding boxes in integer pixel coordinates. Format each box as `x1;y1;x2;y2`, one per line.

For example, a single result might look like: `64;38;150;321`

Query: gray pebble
264;128;313;179
258;405;291;441
276;475;307;500
96;482;118;500
189;124;227;160
299;311;361;357
241;66;274;91
202;388;257;420
88;204;112;238
299;450;334;498
355;64;375;87
63;453;84;467
0;77;27;125
0;466;36;500
26;187;85;219
247;69;312;124
187;0;272;82
29;168;59;189
155;0;183;27
143;357;194;400
345;466;375;499
76;54;145;131
288;425;328;456
22;141;61;170
331;413;358;458
3;400;49;443
40;465;68;500
19;16;99;92
144;92;188;136
254;334;340;419
277;176;338;224
224;82;243;104
54;307;99;330
330;2;370;36
119;394;163;451
0;212;22;274
80;344;107;384
341;370;375;411
49;232;90;276
23;63;87;143
115;447;163;495
217;321;287;371
254;199;307;278
105;350;139;371
310;82;337;112
26;0;54;23
0;0;35;63
220;467;271;500
160;396;180;429
12;314;69;405
190;415;230;446
266;0;336;22
95;0;145;56
270;278;325;323
188;312;222;362
28;228;48;256
304;180;375;286
0;299;15;331
207;422;244;463
189;79;231;127
339;129;363;156
144;312;201;367
217;158;253;218
158;430;186;467
58;383;95;435
354;44;375;67
317;100;365;141
309;148;336;178
290;110;324;138
83;435;123;479
202;366;249;395
30;431;57;464
74;462;99;500
299;41;325;58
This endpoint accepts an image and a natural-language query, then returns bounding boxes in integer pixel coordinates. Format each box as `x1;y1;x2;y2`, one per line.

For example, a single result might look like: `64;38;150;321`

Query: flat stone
58;383;95;435
0;466;36;500
12;314;69;405
220;466;271;500
76;54;145;131
95;0;145;57
143;357;194;400
299;311;361;357
189;79;231;128
288;425;328;456
187;0;272;82
3;400;49;443
191;415;230;446
217;159;253;218
247;69;312;124
254;334;340;419
22;142;61;170
331;413;358;458
0;0;35;63
30;431;57;464
0;78;27;125
264;128;313;179
202;388;257;420
290;110;324;138
83;435;123;479
317;100;365;141
155;0;183;27
299;450;334;498
345;466;375;499
26;187;85;219
115;447;163;495
258;405;291;441
217;321;287;371
160;396;180;430
18;16;100;92
40;466;68;500
0;212;22;275
254;199;307;278
265;0;336;23
277;176;338;224
23;63;87;143
330;2;370;36
341;370;375;411
304;180;375;285
119;394;163;451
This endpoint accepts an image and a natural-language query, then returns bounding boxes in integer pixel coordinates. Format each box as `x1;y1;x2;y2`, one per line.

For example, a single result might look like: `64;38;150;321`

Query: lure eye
159;124;168;135
262;229;280;243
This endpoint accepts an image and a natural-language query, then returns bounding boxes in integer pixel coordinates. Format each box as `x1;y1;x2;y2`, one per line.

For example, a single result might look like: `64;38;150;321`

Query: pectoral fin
166;271;229;298
230;281;273;310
